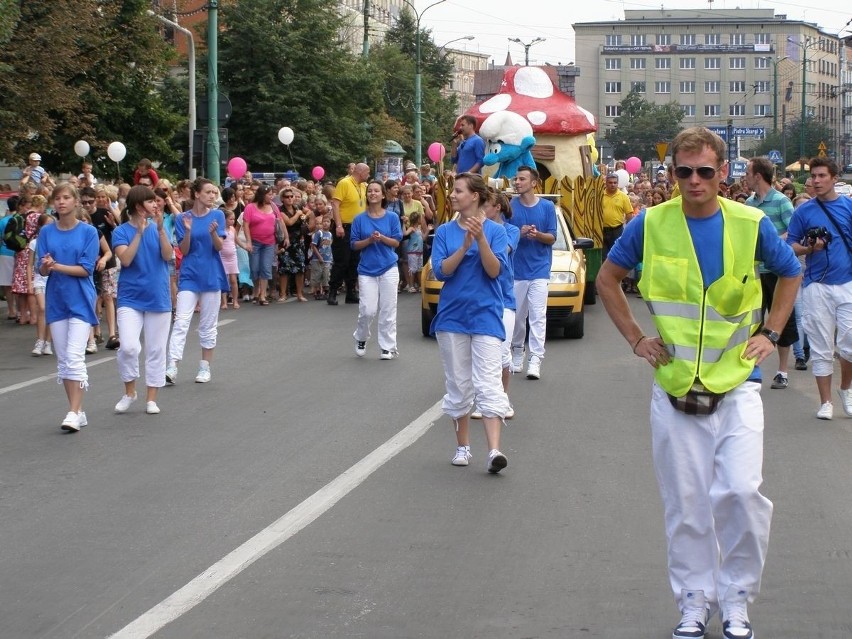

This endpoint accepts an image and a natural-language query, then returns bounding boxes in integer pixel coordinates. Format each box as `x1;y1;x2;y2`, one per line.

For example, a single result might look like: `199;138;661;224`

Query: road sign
706;126;766;139
818;141;827;158
730;161;748;178
768;150;783;163
656;142;669;163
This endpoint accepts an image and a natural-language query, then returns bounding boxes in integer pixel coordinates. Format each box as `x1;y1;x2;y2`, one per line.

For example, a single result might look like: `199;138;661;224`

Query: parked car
420;210;594;338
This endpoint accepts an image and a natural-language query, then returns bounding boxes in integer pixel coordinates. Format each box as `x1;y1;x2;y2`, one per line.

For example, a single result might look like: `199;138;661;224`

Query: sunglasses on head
674;164;723;180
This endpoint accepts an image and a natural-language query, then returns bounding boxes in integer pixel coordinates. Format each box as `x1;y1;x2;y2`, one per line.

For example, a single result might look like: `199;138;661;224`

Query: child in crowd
404;211;424;293
219;210;247;309
311;217;333;300
28;213;54;356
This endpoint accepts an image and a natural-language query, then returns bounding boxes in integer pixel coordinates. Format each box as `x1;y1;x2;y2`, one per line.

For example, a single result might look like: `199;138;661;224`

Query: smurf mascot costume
480;111;537;179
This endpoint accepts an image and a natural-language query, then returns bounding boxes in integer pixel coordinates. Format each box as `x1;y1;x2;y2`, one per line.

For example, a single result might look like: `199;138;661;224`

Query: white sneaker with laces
817;401;833;420
672;590;709;639
195;361;211;383
31;339;45;356
42;341;53;356
165;363;178;384
838;388;852;417
721;595;753;639
354;339;366;357
510;347;524;373
146;401;161;415
61;411;81;432
487;449;508;473
380;349;397;360
526;355;542;380
505;404;515;420
85;340;97;354
451;446;472;466
115;393;138;413
77;411;87;427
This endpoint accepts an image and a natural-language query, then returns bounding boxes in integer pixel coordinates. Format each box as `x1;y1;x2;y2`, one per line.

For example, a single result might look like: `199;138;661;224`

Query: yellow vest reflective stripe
637;197;764;396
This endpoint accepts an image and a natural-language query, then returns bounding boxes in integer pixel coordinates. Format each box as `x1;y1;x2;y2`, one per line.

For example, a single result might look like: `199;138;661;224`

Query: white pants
801;281;852;377
436;332;509;419
650;381;772;610
354;269;399;353
117;307;171;388
512;279;548;358
50;318;90;384
168;290;221;363
501;308;516;370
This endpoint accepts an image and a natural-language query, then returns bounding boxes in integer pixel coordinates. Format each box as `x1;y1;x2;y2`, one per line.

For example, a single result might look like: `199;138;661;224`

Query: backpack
2;212;28;252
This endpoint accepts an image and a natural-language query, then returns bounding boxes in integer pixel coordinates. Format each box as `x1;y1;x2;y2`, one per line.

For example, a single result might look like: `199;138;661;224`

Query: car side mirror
573;238;594;251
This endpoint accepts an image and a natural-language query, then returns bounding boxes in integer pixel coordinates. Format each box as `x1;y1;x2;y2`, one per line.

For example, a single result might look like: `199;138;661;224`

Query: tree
750;116;836;169
605;90;684;162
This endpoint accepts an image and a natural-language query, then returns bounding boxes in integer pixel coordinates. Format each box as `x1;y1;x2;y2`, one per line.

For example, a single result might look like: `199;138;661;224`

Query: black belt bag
667;381;726;416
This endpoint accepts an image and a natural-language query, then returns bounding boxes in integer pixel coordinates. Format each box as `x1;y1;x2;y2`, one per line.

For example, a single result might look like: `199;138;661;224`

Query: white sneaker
61;411;81;432
31;339;45;356
42;341;53;356
505;404;514;420
77;411;87;427
471;407;483;419
673;590;709;639
451;446;472;466
526;355;542;380
146;401;161;415
487;449;508;474
165;363;178;384
721;596;753;639
195;361;211;383
380;349;397;360
85;340;97;354
838;388;852;417
817;401;834;420
510;347;524;373
114;393;138;413
354;340;366;357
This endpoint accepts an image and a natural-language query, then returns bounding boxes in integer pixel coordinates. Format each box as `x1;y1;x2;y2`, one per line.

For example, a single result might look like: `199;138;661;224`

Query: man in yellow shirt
329;162;370;305
601;173;633;259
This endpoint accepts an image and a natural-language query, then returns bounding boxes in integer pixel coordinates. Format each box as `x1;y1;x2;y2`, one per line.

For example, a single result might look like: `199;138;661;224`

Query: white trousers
501;308;516;369
168;290;221;363
650;381;772;610
117;307;171;388
50;318;91;384
801;281;852;377
436;332;509;419
354;269;399;353
511;278;548;358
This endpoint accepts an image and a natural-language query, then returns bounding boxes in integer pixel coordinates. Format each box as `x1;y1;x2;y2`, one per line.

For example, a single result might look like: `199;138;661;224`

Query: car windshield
553;213;569;251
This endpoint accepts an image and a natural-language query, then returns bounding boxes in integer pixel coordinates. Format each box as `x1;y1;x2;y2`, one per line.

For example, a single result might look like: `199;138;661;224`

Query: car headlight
549;271;578;284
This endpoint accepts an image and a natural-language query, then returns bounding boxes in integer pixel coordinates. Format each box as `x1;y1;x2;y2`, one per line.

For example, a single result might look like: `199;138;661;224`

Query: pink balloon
311;166;325;181
227;157;247;180
625;156;642;174
427;142;446;164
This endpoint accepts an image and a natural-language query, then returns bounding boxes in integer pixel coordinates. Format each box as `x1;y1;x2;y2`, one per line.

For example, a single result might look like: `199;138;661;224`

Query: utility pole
362;0;369;57
508;37;546;66
207;0;220;184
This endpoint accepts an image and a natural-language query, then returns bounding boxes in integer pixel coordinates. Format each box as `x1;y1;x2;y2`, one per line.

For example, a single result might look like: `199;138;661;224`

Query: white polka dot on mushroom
479;93;512;113
527;111;547;125
514;67;553;98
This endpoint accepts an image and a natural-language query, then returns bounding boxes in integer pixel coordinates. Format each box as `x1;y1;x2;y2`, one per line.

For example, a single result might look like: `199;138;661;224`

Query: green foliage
750;117;836;167
605;90;684;162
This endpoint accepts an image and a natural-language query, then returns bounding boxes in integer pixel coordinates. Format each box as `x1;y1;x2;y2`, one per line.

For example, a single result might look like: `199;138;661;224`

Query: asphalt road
0;293;850;638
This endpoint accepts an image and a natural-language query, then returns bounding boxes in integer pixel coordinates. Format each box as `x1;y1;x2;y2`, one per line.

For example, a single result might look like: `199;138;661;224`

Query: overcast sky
415;0;852;66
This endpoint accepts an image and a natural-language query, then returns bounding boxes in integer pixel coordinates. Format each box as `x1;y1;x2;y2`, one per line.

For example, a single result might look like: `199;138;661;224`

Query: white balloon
278;127;294;145
74;140;90;158
107;141;127;163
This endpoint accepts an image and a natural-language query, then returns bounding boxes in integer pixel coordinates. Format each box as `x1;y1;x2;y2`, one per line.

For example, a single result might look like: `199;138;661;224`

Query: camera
804;226;831;245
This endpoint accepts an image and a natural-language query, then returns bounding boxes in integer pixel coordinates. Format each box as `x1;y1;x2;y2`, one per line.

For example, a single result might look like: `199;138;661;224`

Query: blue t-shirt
408;228;424;253
112;222;171;313
0;215;14;258
500;221;520;311
454;134;485;174
350;210;403;276
175;209;229;292
507;197;557;280
37;221;99;325
312;230;333;263
786;196;852;287
608;208;801;382
430;218;508;339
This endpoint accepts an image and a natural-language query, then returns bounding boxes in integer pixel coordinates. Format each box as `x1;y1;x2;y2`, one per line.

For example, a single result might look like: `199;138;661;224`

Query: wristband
632;335;647;353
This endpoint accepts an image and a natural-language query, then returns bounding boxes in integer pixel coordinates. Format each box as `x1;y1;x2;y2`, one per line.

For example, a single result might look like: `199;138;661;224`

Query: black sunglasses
673;164;724;180
81;199;95;205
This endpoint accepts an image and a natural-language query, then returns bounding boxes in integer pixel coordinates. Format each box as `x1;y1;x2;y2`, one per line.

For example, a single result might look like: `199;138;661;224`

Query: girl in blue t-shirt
112;186;174;416
37;183;99;432
350;180;402;359
431;173;511;474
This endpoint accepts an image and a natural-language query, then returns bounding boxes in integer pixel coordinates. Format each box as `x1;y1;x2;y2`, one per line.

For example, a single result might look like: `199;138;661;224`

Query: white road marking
108;400;444;639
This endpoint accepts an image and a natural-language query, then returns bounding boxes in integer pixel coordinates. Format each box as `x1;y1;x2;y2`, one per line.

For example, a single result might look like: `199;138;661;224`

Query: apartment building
442;48;491;116
573;8;842;159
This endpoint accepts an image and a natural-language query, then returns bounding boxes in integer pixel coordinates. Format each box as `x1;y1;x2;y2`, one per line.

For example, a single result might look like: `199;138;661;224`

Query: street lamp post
400;0;447;168
147;10;196;180
438;35;474;54
768;55;788;133
788;36;823;172
508;37;546;66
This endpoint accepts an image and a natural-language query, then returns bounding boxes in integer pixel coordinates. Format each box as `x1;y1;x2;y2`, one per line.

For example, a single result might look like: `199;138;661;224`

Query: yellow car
420;211;594;338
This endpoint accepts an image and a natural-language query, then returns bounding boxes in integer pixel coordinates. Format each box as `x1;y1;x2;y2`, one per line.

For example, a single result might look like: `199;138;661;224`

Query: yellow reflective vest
637;197;763;397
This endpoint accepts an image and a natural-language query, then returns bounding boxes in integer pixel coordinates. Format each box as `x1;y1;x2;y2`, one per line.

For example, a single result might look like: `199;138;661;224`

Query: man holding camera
786;157;852;420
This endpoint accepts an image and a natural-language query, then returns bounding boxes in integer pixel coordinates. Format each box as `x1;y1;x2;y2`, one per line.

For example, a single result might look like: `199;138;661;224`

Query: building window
681;34;696;45
754;104;771;116
630;58;646;69
705;33;720;45
754;33;771;45
605;81;622;93
656;58;671;69
680;81;696;93
729;104;745;116
605;105;622;117
682;105;696;117
730;81;746;93
754;57;770;69
730;57;746;69
704;81;720;93
655;81;671;93
606;34;622;46
680;57;696;69
631;81;646;93
705;105;721;116
657;34;671;46
605;58;621;70
631;34;646;46
705;57;721;69
730;33;745;46
753;81;770;93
